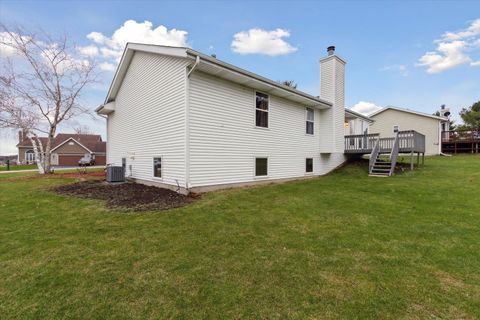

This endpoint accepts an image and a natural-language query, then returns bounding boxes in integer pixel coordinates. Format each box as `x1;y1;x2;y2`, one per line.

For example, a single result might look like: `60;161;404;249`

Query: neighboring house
97;43;368;193
368;106;448;155
17;132;106;166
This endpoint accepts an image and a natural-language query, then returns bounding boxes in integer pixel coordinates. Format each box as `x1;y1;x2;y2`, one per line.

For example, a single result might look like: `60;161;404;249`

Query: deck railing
389;133;400;176
369;137;380;173
442;130;480;143
397;130;426;153
345;130;425;154
344;133;379;152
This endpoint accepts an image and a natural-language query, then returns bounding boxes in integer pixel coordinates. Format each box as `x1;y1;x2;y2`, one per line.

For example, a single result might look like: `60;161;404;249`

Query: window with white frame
25;150;35;162
255;92;269;128
306;158;313;173
153;157;162;178
306;107;314;134
255;157;268;176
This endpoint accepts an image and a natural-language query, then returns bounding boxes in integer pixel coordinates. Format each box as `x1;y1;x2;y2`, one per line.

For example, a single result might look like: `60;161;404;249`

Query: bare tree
73;124;92;135
279;80;298;89
0;24;98;173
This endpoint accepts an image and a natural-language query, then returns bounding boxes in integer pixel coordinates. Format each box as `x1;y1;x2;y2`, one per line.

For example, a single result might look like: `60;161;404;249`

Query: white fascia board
345;109;374;123
104;43;189;104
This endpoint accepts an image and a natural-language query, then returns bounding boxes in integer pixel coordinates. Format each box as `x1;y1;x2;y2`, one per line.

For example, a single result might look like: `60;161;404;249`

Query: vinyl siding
188;71;345;188
319;56;345;153
106;51;189;186
369;109;441;155
334;60;346;152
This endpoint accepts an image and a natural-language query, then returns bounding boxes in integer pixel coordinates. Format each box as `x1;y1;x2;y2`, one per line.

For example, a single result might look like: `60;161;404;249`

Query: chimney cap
327;46;335;55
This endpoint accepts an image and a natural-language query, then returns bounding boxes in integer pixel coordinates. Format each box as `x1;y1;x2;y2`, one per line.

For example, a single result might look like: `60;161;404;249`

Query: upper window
255;157;268;176
153;157;162;178
255;92;269;128
393;125;399;133
306;107;314;135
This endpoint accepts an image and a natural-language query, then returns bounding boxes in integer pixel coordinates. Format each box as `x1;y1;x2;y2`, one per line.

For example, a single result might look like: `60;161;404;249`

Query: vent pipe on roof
327;46;335;56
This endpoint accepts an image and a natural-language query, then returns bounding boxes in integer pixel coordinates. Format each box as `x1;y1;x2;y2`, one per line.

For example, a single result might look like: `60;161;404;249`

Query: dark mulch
58;171;106;178
52;180;196;211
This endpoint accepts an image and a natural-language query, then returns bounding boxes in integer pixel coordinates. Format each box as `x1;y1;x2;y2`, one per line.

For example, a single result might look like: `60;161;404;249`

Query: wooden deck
345;130;426;154
345;130;426;175
441;130;480;154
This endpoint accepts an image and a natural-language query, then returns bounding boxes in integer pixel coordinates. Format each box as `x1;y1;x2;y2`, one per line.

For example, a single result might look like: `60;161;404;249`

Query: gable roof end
98;43;333;114
369;106;448;121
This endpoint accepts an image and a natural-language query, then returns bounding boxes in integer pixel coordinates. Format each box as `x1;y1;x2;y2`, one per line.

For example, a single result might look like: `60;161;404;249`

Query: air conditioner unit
106;166;125;183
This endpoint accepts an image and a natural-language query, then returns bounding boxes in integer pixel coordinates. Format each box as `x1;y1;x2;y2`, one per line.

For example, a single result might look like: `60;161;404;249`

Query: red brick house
17;132;106;166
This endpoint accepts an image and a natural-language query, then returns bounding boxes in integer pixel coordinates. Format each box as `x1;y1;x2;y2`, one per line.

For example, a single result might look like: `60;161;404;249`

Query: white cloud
231;28;297;56
85;20;189;71
0;31;30;56
471;60;480;66
100;47;122;60
441;19;480;41
380;64;408;76
87;31;109;45
351;101;382;115
77;45;99;57
417;19;480;73
99;62;116;71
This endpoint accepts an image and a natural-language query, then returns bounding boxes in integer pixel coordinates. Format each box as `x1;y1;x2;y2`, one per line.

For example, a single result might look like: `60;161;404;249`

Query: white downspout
185;56;200;191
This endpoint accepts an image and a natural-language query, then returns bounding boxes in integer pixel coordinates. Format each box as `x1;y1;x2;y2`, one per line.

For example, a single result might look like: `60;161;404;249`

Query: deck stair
345;130;426;176
369;158;393;177
368;133;400;177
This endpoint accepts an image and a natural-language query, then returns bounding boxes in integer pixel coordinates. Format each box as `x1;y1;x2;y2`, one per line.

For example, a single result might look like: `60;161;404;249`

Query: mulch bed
52;180;196;211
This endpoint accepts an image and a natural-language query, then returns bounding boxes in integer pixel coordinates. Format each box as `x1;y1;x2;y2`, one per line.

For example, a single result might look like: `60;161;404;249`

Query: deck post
422;153;425;166
417;152;420;167
410;151;414;170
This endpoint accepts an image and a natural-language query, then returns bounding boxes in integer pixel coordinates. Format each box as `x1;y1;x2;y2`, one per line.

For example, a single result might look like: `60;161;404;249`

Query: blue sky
1;0;479;154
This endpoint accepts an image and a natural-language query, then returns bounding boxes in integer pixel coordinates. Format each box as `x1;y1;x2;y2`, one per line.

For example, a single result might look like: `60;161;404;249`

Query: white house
368;106;448;155
97;43;367;193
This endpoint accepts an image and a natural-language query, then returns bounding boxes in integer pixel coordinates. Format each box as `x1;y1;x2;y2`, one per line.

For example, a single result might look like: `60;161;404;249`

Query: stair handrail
389;132;400;176
369;136;381;174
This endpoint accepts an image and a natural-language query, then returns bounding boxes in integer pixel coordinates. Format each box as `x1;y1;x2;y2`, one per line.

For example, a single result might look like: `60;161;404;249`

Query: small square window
306;158;313;173
153;157;162;178
255;157;268;176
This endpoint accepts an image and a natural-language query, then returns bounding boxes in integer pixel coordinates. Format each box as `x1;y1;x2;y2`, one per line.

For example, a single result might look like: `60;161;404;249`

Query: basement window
255;157;268;176
306;107;314;135
153;157;162;178
255;92;269;128
306;158;313;173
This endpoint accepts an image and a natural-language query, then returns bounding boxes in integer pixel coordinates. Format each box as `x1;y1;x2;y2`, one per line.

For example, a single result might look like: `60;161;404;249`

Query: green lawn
1;155;479;319
0;164;37;171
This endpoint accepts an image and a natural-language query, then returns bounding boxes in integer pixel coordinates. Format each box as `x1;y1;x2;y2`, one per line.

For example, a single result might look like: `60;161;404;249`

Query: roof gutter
185;49;331;108
187;56;200;78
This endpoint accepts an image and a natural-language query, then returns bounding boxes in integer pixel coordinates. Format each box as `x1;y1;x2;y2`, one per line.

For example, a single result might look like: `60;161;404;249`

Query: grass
1;155;479;319
0;164;37;171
